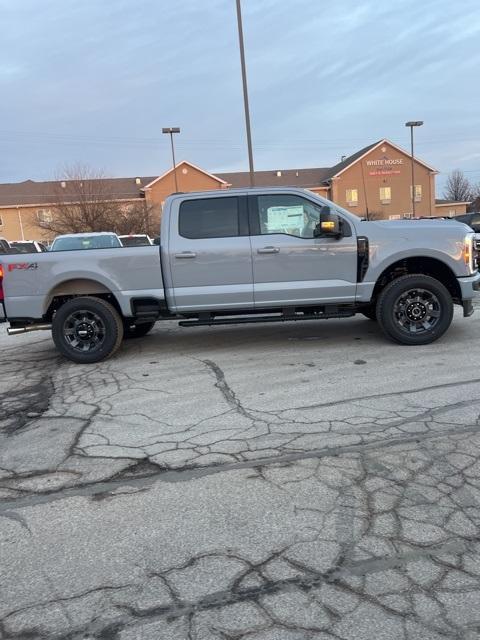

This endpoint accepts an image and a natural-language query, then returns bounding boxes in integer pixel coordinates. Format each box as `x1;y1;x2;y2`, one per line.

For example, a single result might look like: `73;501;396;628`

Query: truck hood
362;220;475;242
369;219;472;233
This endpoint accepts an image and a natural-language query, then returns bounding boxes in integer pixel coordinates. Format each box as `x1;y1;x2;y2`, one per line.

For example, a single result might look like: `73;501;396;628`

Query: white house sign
365;155;404;177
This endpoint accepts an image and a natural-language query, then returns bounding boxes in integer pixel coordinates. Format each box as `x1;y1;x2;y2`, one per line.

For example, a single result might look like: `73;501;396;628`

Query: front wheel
52;296;124;364
376;274;453;345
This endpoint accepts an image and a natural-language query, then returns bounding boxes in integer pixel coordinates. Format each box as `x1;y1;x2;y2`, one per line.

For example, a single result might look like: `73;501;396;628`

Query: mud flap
463;300;474;317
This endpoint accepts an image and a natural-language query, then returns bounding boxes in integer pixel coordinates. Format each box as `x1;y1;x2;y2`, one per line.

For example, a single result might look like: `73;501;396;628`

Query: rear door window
179;197;239;239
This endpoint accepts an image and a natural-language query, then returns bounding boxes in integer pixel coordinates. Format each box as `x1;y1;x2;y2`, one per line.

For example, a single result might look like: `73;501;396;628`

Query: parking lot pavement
2;308;480;639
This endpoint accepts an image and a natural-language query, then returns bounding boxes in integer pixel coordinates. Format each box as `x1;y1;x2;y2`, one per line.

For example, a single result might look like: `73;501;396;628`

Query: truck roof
166;186;313;199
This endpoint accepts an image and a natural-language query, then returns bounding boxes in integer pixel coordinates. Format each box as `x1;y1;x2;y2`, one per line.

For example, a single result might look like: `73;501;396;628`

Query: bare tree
113;201;160;237
468;182;480;212
36;164;157;236
443;169;472;202
366;210;383;220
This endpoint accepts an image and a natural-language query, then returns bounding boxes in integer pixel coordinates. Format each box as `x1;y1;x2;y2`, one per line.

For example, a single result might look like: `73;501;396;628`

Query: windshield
51;235;121;251
120;235;151;247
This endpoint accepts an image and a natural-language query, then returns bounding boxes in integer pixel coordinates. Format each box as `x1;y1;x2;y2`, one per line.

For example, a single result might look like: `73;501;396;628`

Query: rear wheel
123;321;155;339
376;274;453;345
52;296;124;364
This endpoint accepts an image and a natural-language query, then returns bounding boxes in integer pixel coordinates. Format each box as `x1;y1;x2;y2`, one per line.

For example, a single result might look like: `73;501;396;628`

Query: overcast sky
1;0;479;193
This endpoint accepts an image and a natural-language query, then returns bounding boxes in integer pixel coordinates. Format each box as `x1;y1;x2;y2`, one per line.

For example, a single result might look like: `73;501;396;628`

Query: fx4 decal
8;263;38;272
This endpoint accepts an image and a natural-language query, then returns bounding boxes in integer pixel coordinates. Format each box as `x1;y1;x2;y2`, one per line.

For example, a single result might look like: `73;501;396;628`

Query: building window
379;187;391;204
0;214;3;228
346;189;358;206
448;209;455;216
389;215;401;220
403;213;413;219
37;209;53;225
410;185;422;202
179;197;239;239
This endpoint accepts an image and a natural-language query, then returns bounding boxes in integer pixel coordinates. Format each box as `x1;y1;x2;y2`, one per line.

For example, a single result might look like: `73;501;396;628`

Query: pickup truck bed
1;245;163;321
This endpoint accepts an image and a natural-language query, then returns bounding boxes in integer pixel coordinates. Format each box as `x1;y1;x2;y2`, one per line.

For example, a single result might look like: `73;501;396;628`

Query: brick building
0;140;468;242
0;161;228;243
217;139;469;220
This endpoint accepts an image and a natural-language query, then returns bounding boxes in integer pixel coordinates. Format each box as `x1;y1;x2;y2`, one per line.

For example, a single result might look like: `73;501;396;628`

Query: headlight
463;233;475;273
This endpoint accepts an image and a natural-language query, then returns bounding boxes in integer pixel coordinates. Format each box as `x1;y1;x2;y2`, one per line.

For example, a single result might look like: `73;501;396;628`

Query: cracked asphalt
2;307;480;639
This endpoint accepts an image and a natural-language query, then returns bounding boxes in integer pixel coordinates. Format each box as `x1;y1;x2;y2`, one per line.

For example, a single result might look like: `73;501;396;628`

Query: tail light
0;263;4;302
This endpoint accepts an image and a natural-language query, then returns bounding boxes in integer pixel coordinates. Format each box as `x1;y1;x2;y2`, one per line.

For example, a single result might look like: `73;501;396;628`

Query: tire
360;306;377;321
376;274;453;345
52;296;124;364
123;321;155;339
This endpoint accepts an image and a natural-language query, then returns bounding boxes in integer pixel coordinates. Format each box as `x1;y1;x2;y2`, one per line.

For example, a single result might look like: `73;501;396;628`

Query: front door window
256;194;322;239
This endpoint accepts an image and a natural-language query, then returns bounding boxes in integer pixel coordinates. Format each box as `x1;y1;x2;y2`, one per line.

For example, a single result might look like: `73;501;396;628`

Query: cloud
0;0;479;190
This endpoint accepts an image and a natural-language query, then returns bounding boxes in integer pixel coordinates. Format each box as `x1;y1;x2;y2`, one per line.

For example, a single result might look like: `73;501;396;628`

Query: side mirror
314;207;342;238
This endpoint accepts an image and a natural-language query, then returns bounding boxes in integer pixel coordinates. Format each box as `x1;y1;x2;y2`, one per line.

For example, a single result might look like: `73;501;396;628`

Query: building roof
0;176;156;207
216;139;412;188
435;198;471;205
0;159;229;207
143;161;229;189
216;167;332;189
326;138;438;178
322;140;381;181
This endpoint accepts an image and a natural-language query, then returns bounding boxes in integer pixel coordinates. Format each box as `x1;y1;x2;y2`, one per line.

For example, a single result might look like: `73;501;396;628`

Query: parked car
50;232;122;251
118;234;153;247
0;238;11;254
9;240;48;253
451;213;480;232
1;187;479;363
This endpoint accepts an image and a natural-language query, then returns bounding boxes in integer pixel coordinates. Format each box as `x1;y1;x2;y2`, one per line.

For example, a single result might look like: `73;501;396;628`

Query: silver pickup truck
1;187;479;363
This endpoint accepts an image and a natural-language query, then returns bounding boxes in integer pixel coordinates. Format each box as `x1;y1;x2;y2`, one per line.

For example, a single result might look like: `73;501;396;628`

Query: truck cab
164;189;358;312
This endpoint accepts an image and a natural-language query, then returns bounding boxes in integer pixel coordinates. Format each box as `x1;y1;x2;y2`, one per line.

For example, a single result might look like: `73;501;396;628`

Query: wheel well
44;279;123;320
371;257;461;303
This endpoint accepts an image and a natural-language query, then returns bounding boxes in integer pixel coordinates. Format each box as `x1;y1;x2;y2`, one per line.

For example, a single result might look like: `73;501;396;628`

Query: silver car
50;232;122;251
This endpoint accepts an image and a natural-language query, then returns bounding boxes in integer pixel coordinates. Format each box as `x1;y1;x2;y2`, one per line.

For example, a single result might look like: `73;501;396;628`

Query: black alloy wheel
52;297;124;363
63;309;107;352
376;274;453;345
393;288;441;335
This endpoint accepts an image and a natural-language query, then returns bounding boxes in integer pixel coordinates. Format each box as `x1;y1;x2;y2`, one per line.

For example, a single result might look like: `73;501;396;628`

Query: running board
178;309;355;328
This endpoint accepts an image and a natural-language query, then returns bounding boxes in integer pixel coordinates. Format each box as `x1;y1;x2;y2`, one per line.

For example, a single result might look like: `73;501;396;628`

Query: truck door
168;195;253;312
249;193;358;307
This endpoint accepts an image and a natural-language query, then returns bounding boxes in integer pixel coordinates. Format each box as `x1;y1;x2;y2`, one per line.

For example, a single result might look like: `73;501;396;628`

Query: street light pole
235;0;255;187
405;121;423;218
162;127;180;192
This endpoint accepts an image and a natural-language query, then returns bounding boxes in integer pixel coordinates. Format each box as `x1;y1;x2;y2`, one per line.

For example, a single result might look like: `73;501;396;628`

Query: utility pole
235;0;255;186
405;121;423;218
162;127;181;192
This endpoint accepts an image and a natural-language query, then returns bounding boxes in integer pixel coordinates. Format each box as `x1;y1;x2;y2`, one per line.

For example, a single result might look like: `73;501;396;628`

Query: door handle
257;246;280;254
175;251;197;259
